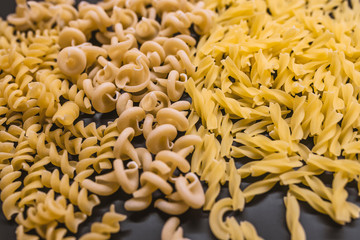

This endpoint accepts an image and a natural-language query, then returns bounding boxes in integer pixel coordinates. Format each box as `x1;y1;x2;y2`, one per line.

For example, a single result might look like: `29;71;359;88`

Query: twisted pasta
284;193;306;240
41;169;100;215
0;165;22;220
0;0;213;239
209;198;263;240
161;217;189;240
52;101;80;126
79;204;126;240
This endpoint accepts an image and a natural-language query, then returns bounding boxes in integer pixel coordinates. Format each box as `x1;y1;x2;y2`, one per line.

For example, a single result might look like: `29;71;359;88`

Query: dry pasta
3;0;360;239
0;0;212;239
161;217;189;240
186;0;360;239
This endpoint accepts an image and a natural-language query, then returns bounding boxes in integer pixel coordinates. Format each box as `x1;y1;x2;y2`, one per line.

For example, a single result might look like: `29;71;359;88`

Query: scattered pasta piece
161;217;190;240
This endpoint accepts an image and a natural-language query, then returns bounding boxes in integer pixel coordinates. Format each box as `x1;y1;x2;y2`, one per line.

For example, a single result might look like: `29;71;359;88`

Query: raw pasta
187;0;360;239
79;204;126;240
0;0;213;239
3;0;360;239
161;217;189;240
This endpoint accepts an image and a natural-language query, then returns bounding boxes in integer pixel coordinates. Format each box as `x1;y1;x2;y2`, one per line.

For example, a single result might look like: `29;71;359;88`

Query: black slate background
1;1;360;239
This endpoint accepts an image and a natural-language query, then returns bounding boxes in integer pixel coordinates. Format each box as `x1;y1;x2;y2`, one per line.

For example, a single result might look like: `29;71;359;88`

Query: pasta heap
0;0;213;239
186;0;360;239
3;0;360;239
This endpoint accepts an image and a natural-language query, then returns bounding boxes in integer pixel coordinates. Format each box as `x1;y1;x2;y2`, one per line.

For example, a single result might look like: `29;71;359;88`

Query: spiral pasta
161;217;189;240
41;169;100;215
10;0;340;239
79;204;126;240
16;189;87;233
209;198;263;240
1;1;214;237
185;0;360;239
0;165;22;220
125;138;204;214
284;193;306;240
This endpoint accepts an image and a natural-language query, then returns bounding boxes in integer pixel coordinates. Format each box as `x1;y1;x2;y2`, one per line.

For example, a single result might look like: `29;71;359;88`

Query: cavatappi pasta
186;0;360;239
0;0;213;239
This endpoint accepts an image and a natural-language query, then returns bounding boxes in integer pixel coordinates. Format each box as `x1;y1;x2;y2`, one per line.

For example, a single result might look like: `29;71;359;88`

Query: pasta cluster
3;0;360;239
0;0;214;239
186;0;360;239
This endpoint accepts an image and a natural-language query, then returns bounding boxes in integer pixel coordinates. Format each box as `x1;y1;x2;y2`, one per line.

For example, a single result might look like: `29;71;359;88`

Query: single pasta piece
79;204;126;240
284;192;306;240
161;217;190;240
57;46;87;77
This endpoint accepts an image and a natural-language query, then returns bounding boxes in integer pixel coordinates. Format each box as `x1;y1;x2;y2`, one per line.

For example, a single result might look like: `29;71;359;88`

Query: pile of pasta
0;0;214;239
186;0;360;239
3;0;360;239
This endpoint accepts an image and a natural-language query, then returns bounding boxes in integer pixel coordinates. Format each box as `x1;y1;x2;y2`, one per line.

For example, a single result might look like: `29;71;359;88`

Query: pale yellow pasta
124;195;152;212
57;46;87;77
115;56;150;92
210;198;263;240
228;158;244;211
157;70;187;101
81;178;119;196
156;150;190;174
116;92;133;116
0;165;22;220
83;80;119;113
161;217;190;240
156;107;189;131
239;221;263;240
146;124;178;154
117;107;145;136
1;0;219;239
185;0;360;239
174;172;205;209
154;198;190;215
41;169;100;216
284;193;306;240
61;78;95;114
16;225;39;240
140;91;171;115
140;40;165;67
113;127;139;162
135;17;160;43
58;27;86;48
92;57;119;84
113;159;139;194
111;7;137;29
16;190;86;233
209;198;232;239
38;221;76;240
52;101;79;126
79;204;126;240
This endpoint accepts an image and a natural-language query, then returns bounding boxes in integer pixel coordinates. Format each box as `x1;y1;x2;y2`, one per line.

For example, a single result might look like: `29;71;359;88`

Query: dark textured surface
1;1;360;240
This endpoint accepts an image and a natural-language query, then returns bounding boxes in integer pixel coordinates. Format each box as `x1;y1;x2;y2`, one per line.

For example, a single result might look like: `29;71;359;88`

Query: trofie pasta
0;0;213;239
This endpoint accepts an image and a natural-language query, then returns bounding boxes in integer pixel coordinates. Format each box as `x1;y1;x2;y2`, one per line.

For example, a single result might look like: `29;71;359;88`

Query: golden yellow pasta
4;0;360;239
185;0;360;239
0;0;213;239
